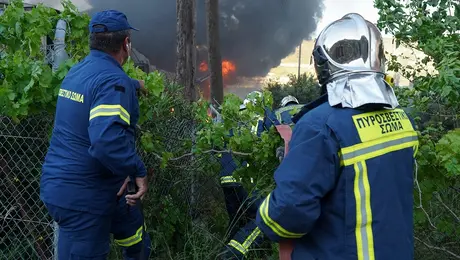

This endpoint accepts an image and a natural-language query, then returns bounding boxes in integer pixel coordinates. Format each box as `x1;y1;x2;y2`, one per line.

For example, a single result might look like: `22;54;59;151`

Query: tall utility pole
206;0;223;106
297;42;302;78
176;0;197;101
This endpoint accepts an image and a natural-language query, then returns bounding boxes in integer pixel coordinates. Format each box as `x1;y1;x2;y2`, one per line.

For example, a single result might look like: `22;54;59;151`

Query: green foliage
436;129;460;177
265;73;320;108
0;0;165;123
194;90;283;191
375;0;460;258
0;0;63;121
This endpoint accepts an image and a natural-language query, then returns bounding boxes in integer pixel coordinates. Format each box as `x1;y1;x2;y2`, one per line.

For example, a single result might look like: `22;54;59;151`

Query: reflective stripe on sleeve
220;176;238;184
89;104;130;125
259;193;305;238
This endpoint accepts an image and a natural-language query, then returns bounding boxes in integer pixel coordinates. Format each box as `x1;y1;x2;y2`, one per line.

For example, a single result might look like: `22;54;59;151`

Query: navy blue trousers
45;195;151;260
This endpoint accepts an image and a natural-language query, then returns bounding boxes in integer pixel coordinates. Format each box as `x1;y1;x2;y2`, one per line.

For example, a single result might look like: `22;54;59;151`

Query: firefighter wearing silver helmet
280;95;299;107
268;95;303;126
312;13;398;107
239;90;263;111
255;13;418;260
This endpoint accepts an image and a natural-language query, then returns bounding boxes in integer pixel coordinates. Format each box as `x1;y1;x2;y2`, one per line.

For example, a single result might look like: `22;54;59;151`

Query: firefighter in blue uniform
264;95;303;129
218;91;266;238
40;10;150;259
218;94;303;259
264;95;304;162
255;13;418;259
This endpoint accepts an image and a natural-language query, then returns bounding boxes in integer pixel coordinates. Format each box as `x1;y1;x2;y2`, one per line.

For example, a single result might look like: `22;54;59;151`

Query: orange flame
222;60;236;77
198;60;236;78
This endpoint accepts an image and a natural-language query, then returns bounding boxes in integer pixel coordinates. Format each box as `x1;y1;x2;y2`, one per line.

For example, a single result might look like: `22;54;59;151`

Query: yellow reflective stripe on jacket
353;161;375;260
340;131;419;166
114;225;143;247
228;240;247;255
259;193;305;238
220;176;238;184
89;104;130;125
251;116;264;134
227;227;262;255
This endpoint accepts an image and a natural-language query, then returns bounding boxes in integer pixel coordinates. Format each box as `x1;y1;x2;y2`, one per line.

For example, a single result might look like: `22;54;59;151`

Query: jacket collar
89;50;123;70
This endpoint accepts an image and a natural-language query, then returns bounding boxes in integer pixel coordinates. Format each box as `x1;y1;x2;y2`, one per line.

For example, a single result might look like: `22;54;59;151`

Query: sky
314;0;380;37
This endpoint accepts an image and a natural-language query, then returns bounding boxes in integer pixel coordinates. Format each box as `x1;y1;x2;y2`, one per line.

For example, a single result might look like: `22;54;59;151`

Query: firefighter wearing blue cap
255;13;419;259
40;10;150;259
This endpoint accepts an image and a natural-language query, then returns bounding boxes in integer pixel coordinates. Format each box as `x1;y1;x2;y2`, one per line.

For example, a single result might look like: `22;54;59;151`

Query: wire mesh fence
0;110;235;260
0;115;55;260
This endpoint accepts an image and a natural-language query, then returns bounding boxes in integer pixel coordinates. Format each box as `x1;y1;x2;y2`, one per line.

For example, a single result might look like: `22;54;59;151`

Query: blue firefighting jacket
40;50;146;215
256;96;419;260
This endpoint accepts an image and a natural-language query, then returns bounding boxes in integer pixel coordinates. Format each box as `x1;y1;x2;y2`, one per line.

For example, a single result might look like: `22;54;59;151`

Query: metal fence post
53;221;59;260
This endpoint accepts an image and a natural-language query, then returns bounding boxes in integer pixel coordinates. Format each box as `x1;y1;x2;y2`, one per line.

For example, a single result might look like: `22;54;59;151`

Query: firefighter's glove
276;146;285;162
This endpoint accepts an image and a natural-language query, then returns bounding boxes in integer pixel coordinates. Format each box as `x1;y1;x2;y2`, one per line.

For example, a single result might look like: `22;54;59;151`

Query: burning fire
221;60;236;77
198;60;236;78
198;59;237;101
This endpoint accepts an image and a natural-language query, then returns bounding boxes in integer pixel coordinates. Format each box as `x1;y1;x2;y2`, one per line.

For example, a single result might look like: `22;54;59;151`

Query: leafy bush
376;0;460;258
264;73;320;108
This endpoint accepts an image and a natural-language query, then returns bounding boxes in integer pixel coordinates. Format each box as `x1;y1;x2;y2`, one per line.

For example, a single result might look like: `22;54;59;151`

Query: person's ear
123;37;131;52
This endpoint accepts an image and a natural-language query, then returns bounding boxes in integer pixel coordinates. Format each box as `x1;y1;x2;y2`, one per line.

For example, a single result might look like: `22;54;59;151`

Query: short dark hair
89;27;130;54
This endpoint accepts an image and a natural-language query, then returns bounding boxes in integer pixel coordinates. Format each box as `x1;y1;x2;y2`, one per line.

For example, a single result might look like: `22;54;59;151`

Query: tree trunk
206;0;223;106
175;0;197;101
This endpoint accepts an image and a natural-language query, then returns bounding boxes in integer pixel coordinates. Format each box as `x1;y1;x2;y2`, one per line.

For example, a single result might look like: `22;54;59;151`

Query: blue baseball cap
89;10;139;33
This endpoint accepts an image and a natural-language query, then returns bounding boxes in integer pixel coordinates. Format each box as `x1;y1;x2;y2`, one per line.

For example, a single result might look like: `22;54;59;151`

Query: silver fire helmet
280;95;299;107
313;13;386;85
240;91;262;110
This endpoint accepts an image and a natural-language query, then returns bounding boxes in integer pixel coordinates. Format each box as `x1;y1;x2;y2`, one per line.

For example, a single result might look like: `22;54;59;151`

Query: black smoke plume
86;0;324;77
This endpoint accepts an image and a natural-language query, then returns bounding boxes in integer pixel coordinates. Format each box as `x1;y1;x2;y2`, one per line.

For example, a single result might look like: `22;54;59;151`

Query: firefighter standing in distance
263;95;304;162
218;91;266;239
265;95;303;128
40;10;151;259
218;94;303;259
255;13;419;260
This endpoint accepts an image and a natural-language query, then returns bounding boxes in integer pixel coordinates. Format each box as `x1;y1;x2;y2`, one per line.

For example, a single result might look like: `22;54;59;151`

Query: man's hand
125;176;148;206
138;80;148;96
117;177;130;197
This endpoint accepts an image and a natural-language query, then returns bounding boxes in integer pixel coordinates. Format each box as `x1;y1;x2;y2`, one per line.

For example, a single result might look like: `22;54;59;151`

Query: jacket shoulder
296;102;335;127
